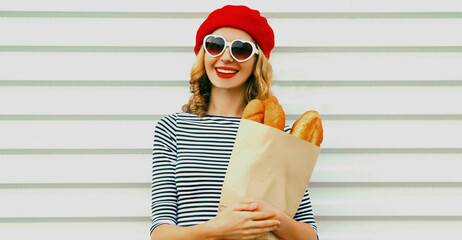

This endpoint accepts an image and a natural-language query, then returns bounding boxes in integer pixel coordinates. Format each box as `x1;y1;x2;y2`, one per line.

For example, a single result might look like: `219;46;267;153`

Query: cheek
204;56;217;75
241;60;256;76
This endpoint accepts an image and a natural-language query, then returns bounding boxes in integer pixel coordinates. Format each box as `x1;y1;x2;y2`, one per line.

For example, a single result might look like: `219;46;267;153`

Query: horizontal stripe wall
1;1;462;239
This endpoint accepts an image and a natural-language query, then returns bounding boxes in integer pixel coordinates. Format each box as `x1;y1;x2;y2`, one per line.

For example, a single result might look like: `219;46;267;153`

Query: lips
215;66;239;79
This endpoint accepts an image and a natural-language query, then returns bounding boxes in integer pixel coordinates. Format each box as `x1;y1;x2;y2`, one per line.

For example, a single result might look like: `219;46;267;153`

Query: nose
220;46;234;62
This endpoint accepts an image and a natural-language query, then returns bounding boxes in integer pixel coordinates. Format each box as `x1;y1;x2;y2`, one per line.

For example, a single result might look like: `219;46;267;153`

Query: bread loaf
263;100;285;131
242;99;264;123
290;110;322;146
242;96;285;131
309;118;323;147
243;97;323;146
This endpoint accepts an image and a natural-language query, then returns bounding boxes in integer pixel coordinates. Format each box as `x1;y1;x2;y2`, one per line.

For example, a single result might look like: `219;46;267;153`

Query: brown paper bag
220;119;320;240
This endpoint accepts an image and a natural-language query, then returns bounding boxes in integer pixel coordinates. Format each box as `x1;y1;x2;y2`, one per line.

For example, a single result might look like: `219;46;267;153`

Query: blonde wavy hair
182;45;273;118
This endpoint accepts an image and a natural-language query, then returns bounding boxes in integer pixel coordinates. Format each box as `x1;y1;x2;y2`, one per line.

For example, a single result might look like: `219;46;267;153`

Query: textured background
1;0;462;239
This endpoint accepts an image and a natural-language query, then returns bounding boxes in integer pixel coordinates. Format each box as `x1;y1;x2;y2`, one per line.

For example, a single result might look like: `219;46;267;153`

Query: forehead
210;27;255;43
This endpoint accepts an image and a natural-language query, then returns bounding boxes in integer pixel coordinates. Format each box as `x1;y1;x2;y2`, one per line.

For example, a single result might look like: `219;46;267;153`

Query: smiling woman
151;5;318;240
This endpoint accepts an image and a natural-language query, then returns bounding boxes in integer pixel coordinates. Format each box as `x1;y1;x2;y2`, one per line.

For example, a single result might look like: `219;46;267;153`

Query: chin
211;79;245;89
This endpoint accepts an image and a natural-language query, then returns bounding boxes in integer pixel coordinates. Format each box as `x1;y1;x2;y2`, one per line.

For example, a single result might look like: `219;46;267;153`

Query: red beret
194;5;275;59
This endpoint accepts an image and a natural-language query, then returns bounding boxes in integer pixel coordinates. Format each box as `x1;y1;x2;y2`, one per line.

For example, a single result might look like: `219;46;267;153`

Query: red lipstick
215;66;239;79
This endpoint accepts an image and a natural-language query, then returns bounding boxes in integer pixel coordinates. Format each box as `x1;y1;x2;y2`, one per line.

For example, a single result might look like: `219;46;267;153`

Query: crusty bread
309;117;323;147
242;99;264;123
243;96;286;131
245;97;323;146
262;95;278;108
290;110;320;143
264;100;285;131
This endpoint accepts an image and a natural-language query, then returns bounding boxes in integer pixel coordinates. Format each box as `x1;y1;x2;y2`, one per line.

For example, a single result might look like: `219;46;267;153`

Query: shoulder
156;111;208;131
155;112;183;138
157;112;179;128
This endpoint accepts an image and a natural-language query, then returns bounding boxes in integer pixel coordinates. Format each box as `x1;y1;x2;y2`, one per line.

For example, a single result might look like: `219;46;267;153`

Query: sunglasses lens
231;41;253;61
205;36;225;56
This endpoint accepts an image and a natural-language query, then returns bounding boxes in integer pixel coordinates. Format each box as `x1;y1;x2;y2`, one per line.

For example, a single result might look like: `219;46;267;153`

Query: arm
278;188;319;240
151;224;210;240
150;115;179;235
152;201;280;240
274;189;319;240
272;212;318;240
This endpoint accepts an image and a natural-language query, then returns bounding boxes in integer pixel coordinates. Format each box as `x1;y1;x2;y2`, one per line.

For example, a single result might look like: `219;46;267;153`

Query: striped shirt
151;112;318;235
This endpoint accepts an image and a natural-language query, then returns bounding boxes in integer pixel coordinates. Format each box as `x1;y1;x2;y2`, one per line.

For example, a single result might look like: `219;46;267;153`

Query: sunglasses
203;34;259;62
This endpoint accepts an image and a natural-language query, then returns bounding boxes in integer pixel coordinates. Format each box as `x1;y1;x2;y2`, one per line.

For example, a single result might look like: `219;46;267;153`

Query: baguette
262;95;278;108
242;96;285;131
242;99;265;123
243;98;323;146
290;110;323;146
264;100;285;131
309;118;323;147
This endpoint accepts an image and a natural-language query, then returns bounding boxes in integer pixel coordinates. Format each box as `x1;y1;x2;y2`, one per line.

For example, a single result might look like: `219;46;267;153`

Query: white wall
1;0;462;239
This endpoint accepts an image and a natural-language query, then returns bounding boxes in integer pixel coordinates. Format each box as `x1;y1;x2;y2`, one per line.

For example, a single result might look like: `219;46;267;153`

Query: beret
194;5;275;59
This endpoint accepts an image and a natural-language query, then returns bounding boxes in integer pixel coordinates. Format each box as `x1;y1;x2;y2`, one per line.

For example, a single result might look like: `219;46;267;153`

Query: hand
250;199;285;221
219;199;288;238
247;199;288;237
219;199;285;223
204;199;281;240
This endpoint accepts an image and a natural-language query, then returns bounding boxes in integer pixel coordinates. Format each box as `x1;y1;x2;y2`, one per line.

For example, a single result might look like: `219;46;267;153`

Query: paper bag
220;119;320;240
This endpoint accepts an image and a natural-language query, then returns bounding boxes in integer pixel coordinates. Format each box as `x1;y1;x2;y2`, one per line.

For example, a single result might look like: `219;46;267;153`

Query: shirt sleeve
150;114;179;235
293;188;319;235
284;124;319;236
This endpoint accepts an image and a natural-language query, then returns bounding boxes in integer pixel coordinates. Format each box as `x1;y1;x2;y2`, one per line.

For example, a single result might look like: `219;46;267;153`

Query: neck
207;86;246;118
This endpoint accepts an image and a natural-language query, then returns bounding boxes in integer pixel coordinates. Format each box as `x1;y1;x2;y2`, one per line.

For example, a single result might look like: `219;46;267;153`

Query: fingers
225;222;279;240
251;218;280;228
227;197;261;210
240;222;280;239
245;210;276;221
238;230;276;239
213;202;280;240
231;202;258;212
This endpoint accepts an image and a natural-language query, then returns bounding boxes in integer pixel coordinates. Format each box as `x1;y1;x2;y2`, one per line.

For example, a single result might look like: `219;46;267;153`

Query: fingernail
250;203;257;209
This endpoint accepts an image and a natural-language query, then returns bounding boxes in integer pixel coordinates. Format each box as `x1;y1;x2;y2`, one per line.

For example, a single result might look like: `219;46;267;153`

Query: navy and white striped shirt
151;112;318;235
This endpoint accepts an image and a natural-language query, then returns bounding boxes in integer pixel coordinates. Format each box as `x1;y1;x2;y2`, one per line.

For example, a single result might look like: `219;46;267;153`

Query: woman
151;5;318;240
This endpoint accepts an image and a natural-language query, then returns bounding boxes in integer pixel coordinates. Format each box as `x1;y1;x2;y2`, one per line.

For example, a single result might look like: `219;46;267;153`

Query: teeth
216;68;238;74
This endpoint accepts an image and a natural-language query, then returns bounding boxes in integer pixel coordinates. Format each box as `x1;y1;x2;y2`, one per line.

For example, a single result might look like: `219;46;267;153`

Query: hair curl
182;45;273;118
